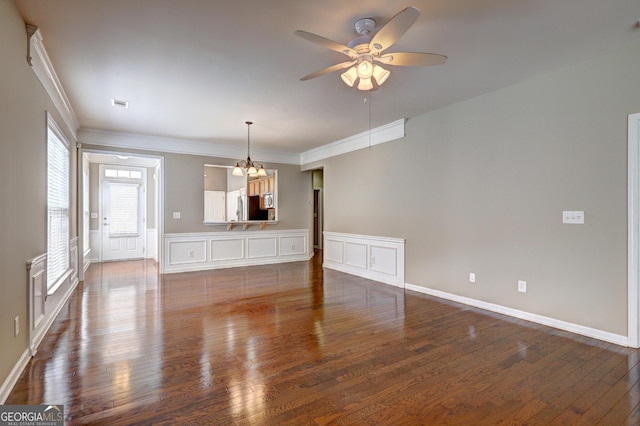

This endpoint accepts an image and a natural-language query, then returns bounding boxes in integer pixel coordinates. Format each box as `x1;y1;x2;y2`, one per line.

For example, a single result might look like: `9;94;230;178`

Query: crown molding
28;27;79;139
300;118;406;167
80;119;406;168
77;128;301;165
27;27;404;168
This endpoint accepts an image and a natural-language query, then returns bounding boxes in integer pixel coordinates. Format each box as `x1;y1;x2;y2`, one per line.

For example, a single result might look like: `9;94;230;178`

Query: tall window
47;113;70;291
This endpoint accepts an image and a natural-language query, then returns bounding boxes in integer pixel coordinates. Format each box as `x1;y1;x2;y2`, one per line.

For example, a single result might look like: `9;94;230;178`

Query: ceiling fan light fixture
295;7;447;92
340;66;358;87
357;77;373;91
372;65;391;86
357;59;374;79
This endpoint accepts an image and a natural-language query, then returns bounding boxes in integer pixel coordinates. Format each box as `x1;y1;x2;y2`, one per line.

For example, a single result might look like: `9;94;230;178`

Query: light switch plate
90;212;98;219
563;211;584;224
173;212;181;219
518;280;527;293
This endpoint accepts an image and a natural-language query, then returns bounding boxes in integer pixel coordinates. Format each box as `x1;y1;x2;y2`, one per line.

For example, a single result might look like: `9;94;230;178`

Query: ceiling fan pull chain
368;92;372;150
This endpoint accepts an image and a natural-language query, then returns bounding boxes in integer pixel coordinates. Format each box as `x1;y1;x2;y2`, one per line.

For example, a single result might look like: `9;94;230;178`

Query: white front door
100;166;146;261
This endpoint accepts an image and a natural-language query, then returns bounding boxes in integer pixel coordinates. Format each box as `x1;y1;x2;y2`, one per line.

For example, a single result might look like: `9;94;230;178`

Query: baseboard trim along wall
405;283;628;347
2;243;81;404
0;349;31;404
321;232;625;346
323;232;406;287
163;229;310;274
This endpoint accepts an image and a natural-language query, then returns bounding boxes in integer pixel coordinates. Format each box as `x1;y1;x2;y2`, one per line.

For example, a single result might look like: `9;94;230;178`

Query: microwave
261;192;274;209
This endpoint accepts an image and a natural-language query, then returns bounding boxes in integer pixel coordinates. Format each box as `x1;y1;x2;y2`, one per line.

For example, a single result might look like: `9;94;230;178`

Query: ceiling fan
294;6;447;91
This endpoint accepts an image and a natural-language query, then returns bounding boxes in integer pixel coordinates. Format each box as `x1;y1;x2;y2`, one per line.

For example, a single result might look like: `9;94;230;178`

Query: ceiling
14;0;640;155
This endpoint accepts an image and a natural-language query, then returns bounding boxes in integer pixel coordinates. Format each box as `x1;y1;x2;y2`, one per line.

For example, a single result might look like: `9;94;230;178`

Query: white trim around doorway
628;113;640;348
78;148;164;272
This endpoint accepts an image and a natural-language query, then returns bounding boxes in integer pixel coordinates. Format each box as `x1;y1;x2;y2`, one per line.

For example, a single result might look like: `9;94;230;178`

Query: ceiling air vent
111;98;129;108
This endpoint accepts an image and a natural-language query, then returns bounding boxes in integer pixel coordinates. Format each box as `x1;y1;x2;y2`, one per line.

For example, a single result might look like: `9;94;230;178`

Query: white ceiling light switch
173;212;181;219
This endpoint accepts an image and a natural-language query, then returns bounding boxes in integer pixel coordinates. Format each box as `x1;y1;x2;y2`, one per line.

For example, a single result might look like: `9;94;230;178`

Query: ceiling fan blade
300;61;356;81
377;52;447;66
369;7;420;54
294;30;358;58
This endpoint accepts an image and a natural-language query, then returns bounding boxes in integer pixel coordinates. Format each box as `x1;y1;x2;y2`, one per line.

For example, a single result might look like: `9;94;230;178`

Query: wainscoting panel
323;232;405;288
324;238;344;264
247;237;278;259
7;249;80;404
167;240;207;265
164;229;310;274
345;242;368;269
211;238;244;261
370;244;398;277
27;253;47;354
279;235;306;256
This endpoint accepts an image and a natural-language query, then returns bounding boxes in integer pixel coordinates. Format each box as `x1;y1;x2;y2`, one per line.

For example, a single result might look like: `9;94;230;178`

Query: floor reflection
10;253;634;424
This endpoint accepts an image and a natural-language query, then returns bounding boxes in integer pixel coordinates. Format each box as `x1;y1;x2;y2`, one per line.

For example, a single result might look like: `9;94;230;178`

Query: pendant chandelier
232;121;267;178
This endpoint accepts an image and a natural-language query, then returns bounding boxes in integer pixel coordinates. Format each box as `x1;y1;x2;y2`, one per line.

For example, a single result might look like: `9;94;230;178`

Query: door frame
77;148;164;273
628;112;640;348
311;169;324;250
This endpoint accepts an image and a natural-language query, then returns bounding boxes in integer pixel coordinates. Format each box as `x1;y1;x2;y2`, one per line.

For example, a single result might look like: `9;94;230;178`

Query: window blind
47;118;70;291
108;182;139;235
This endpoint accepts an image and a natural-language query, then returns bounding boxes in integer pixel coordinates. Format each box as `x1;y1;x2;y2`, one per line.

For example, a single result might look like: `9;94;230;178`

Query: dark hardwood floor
7;252;640;424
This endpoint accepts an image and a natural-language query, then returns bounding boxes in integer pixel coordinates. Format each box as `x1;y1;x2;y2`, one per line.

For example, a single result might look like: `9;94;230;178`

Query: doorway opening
312;169;324;250
78;150;163;277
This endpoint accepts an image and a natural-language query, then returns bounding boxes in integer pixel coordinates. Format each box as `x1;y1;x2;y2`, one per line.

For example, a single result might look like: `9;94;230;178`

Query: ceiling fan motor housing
348;35;373;52
354;18;376;35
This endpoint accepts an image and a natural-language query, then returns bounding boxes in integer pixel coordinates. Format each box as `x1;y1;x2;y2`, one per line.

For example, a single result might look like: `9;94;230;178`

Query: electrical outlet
563;211;584;224
188;250;194;258
518;280;527;293
14;316;19;337
469;272;476;283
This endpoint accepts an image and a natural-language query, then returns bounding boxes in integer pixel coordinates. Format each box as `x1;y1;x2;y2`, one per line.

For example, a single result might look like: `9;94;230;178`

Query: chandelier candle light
232;121;267;178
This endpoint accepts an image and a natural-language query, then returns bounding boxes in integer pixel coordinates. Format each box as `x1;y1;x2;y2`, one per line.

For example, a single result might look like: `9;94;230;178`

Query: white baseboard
0;348;31;404
1;266;81;404
405;283;628;347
